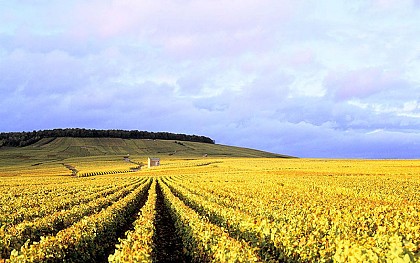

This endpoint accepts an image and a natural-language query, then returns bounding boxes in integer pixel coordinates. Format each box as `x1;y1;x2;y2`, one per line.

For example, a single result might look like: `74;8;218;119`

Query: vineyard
0;158;419;262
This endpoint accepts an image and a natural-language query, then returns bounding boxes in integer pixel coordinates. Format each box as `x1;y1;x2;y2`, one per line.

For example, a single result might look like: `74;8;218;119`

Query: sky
0;0;419;158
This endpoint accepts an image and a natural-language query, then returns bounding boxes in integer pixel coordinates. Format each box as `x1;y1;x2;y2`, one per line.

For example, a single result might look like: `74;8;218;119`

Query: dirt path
62;163;78;176
152;183;189;263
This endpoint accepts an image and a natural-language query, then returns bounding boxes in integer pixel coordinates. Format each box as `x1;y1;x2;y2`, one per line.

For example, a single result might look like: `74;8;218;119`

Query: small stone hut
148;157;160;168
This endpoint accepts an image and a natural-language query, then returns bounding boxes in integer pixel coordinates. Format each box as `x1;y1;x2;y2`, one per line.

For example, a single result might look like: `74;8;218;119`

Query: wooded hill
0;129;292;171
0;137;290;172
0;128;215;147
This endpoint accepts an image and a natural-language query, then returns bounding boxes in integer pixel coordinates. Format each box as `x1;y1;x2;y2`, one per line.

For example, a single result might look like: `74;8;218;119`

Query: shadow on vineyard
153;183;190;263
100;183;152;262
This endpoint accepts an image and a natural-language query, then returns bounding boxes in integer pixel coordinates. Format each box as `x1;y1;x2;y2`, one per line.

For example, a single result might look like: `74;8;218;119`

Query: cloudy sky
1;0;419;158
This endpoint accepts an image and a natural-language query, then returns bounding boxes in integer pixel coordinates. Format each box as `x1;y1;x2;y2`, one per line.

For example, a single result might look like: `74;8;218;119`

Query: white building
148;157;160;168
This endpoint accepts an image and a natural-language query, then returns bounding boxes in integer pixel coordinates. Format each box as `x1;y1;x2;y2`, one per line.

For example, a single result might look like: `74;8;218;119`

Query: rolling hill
30;137;287;158
0;137;292;175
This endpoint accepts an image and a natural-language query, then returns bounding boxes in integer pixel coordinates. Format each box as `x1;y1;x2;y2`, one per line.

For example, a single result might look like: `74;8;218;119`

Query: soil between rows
152;182;189;263
100;182;151;262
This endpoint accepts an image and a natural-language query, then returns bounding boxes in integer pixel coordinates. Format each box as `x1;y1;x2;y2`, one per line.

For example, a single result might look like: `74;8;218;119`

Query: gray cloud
0;0;419;158
325;68;409;101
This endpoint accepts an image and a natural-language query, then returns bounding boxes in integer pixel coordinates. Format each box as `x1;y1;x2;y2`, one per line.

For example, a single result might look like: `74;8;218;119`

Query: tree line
0;128;215;147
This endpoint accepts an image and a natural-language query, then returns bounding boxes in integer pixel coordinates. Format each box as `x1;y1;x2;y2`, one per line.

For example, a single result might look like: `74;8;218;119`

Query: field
0;137;286;163
0;137;286;176
0;155;419;262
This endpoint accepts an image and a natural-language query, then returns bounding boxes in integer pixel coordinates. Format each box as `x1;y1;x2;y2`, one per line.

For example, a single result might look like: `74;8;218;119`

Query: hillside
0;128;215;147
0;137;292;175
29;137;286;158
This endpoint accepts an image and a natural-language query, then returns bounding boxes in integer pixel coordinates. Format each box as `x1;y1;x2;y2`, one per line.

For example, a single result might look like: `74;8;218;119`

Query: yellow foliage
1;158;419;262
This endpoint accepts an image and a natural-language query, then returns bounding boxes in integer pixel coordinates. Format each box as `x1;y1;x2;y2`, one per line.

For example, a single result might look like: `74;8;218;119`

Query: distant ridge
0;128;215;147
0;137;291;165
